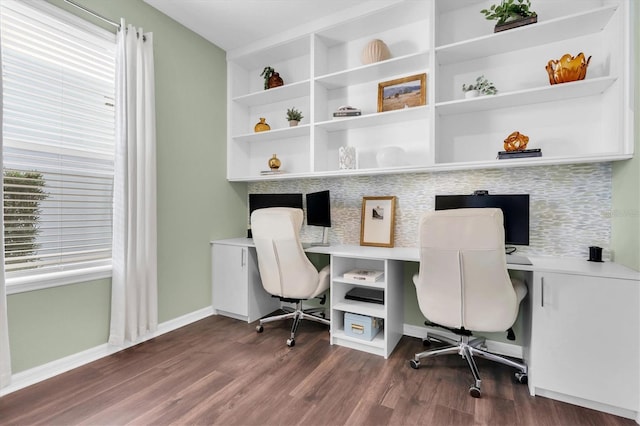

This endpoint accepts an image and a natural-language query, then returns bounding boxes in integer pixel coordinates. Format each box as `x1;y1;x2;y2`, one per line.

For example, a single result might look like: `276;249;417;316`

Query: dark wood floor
0;314;635;426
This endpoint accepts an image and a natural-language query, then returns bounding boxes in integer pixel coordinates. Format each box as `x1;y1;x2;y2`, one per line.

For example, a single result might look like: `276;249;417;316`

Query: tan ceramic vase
361;39;390;65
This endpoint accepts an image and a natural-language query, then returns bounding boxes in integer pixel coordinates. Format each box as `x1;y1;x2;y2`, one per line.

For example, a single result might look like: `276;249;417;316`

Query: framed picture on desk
360;196;396;248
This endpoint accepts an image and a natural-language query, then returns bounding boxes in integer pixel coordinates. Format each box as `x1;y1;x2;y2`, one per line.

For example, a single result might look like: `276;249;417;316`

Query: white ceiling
143;0;396;52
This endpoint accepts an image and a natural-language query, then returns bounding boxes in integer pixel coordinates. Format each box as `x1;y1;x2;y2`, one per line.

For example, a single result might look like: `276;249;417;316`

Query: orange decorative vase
545;52;591;85
254;118;270;132
268;154;281;170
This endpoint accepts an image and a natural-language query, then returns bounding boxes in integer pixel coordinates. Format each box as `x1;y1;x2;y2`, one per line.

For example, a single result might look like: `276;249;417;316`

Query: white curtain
0;26;12;389
109;20;158;346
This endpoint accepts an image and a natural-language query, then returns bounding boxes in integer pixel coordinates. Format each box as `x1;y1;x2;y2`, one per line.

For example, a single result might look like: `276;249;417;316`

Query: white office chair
251;207;330;347
409;208;528;397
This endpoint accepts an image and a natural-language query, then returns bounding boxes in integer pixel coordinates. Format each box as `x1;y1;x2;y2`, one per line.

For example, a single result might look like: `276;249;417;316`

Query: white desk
211;238;640;420
308;243;640;276
213;238;640;278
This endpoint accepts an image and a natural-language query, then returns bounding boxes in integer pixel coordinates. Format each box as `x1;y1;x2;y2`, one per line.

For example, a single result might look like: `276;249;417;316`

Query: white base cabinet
211;241;279;323
329;254;403;359
210;240;640;419
529;271;640;417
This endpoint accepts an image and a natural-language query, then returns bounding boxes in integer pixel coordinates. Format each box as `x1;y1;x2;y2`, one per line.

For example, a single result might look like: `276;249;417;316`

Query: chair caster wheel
409;359;420;369
469;386;481;398
422;338;431;347
256;325;264;333
515;372;528;384
286;338;295;347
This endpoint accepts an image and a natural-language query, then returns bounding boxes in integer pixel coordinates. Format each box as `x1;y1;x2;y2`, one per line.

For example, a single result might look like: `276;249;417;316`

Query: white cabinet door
531;272;639;411
212;244;249;318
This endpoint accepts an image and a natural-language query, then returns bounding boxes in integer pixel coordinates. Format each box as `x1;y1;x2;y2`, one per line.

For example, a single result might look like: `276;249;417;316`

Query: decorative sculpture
503;131;529;151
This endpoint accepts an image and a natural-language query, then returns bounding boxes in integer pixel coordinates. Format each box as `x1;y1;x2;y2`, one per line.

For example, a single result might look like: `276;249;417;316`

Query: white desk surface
211;238;640;281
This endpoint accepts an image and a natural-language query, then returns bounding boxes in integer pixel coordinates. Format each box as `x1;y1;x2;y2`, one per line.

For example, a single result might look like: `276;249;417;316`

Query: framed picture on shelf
377;73;426;113
360;196;396;247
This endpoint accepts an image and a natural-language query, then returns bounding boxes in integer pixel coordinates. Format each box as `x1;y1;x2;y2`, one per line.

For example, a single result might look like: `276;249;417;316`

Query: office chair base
257;300;330;346
409;334;528;398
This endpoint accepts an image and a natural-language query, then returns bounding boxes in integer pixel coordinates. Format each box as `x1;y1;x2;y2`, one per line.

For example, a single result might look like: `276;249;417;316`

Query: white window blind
1;0;116;280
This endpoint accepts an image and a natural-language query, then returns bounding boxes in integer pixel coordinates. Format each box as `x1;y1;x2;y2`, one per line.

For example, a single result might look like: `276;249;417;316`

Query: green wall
611;1;640;272
7;280;111;372
6;0;247;373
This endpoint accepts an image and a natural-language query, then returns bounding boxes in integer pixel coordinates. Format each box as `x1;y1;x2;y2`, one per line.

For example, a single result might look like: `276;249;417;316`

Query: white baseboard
0;306;213;397
155;306;214;336
403;323;524;359
534;388;638;421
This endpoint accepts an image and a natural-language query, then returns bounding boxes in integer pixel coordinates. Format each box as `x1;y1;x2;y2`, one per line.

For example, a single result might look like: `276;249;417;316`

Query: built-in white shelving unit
226;0;633;181
330;254;403;358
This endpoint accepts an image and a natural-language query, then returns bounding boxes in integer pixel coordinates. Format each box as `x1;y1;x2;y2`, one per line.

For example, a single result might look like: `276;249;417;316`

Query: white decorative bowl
376;146;407;168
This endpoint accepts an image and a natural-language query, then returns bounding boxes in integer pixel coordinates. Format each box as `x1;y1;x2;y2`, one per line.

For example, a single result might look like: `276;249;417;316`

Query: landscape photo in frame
377;73;426;112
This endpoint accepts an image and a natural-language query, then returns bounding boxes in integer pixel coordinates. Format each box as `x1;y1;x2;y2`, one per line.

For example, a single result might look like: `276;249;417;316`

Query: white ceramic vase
339;146;357;170
361;39;391;65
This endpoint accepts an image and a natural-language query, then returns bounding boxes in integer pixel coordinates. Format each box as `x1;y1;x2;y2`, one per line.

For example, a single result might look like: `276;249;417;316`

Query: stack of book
497;148;542;159
343;269;384;282
333;106;361;118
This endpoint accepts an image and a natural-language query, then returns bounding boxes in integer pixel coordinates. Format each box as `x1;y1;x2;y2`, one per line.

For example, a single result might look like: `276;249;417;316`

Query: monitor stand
311;227;330;247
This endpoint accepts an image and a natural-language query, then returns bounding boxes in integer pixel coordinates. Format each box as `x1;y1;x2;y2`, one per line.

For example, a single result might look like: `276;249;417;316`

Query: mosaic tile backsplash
249;163;612;260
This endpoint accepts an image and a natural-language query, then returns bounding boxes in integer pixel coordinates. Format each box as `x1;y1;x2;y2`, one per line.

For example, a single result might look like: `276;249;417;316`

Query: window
0;0;116;291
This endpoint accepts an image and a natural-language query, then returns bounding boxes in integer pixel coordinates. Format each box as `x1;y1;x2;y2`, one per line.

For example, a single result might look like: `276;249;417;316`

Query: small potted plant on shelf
286;107;303;126
260;66;284;90
462;75;498;98
480;0;537;33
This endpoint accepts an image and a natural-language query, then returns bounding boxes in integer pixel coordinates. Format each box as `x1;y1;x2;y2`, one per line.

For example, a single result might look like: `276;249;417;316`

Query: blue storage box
344;312;382;341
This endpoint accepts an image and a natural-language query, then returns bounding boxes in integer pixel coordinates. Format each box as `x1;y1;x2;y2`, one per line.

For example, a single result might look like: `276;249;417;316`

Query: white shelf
315;1;429;45
315;52;430;89
232;80;311;107
329;254;403;358
227;152;633;182
333;277;386;289
435;77;617;116
232;124;311;142
436;5;618;65
432;153;632;171
436;0;483;14
332;300;385;318
231;35;310;69
331;329;385;349
316;106;429;132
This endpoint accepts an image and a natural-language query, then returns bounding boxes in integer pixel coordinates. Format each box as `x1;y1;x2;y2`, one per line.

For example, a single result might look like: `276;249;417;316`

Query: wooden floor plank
0;315;636;426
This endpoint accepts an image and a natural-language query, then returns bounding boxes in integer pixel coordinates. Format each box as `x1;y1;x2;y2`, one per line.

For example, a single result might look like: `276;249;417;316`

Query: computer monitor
306;190;331;246
435;192;530;246
248;193;303;224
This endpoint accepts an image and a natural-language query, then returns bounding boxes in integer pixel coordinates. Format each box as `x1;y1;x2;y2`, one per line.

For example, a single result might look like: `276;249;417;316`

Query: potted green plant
480;0;537;32
286;107;303;126
260;66;284;90
462;75;498;98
